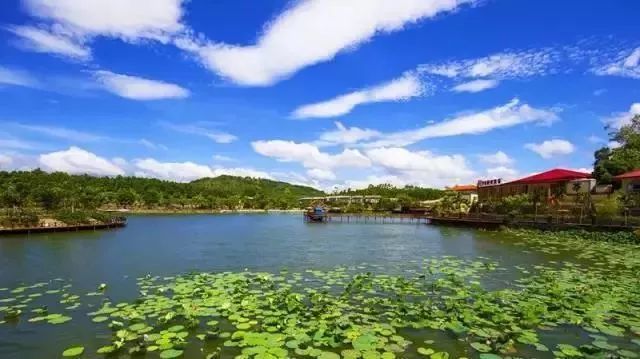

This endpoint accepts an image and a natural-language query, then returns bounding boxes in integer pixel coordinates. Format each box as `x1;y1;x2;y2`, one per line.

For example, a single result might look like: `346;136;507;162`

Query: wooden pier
322;213;430;224
307;213;638;232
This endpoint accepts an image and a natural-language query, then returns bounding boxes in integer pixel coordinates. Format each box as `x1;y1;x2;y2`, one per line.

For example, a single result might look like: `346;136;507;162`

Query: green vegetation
0;170;447;222
336;184;444;202
0;170;323;217
332;184;445;212
594;114;640;184
2;229;639;358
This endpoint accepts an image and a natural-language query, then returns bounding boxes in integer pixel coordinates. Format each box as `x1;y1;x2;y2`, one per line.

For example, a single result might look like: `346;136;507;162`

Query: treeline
0;170;324;212
336;184;445;202
594;114;640;184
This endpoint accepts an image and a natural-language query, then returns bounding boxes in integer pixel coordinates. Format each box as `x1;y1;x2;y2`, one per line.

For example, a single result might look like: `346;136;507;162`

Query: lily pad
62;346;84;357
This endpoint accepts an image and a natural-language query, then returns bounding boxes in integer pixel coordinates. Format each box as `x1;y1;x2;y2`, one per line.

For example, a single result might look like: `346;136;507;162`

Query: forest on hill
0;170;448;226
0;170;323;213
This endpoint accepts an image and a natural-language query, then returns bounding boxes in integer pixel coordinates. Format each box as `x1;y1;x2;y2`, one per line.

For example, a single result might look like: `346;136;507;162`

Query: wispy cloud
0;66;39;88
93;70;189;100
8;25;91;60
419;48;560;80
292;73;426;119
174;0;475;86
162;121;237;144
362;99;558;147
316;122;381;146
0;136;40;150
139;139;168;151
4;122;167;150
451;79;499;93
10;123;104;142
593;47;640;80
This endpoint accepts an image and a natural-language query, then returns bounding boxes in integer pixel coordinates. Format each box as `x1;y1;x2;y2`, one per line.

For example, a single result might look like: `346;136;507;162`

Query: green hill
0;170;323;211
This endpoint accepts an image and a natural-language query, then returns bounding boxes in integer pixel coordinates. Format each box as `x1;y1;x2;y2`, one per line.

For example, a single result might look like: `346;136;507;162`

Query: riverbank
0;219;126;235
106;208;304;214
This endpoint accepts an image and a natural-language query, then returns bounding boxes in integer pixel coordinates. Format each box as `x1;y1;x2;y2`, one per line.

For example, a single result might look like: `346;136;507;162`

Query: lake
0;214;638;358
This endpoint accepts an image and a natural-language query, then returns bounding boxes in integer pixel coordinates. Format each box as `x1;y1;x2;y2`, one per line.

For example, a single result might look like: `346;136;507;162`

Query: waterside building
477;168;594;202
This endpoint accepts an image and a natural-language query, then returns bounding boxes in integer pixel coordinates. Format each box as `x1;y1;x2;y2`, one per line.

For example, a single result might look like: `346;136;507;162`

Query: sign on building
477;178;502;187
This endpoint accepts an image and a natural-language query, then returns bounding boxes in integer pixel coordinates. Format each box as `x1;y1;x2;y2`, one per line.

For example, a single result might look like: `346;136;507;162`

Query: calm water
0;214;565;358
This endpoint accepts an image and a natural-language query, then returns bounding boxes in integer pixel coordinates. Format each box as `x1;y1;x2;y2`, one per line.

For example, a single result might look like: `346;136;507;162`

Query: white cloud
39;146;125;176
292;73;425;118
593;47;640;80
134;158;272;182
306;168;336;181
605;103;640;129
525;139;575;159
478;151;513;166
607;141;621;149
451;79;499;93
484;166;518;181
134;159;214;182
22;0;185;42
0;154;13;168
0;66;39;88
161;122;237;144
317;122;381;146
252;140;371;169
9;25;91;60
175;0;474;86
420;49;558;79
331;147;475;189
366;147;473;177
364;99;558;147
94;70;189;100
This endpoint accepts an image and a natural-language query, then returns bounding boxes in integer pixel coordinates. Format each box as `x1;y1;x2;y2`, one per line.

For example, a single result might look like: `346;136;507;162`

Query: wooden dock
322;213;430;224
309;213;638;232
0;220;127;236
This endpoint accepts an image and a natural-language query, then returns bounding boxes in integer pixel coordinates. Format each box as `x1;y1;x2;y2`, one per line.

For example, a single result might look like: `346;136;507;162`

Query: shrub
595;196;621;220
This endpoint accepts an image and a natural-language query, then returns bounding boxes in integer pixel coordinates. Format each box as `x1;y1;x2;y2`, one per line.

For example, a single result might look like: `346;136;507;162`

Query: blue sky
0;0;639;190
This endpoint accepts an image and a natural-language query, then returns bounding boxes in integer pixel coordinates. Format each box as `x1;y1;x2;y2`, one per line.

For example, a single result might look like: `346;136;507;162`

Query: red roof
507;168;591;185
449;184;477;192
613;169;640;180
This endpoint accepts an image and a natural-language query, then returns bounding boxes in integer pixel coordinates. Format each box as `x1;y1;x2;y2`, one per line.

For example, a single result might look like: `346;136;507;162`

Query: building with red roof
447;184;478;204
448;184;477;192
478;168;594;202
613;169;640;194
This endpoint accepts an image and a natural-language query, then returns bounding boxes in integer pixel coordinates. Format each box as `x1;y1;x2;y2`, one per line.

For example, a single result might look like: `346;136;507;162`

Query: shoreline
0;220;126;235
108;208;305;215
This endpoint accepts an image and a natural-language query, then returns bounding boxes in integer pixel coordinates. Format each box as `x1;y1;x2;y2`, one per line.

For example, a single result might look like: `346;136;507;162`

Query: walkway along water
307;212;638;231
0;217;127;235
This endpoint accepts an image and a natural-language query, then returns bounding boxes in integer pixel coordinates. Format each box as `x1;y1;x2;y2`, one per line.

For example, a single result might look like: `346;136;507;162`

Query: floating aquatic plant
0;229;639;358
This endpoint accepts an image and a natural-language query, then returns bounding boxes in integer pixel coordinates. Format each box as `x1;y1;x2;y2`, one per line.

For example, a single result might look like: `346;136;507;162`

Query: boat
304;206;327;222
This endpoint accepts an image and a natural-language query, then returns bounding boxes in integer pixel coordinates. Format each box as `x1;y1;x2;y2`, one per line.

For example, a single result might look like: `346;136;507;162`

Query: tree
594;115;640;184
142;190;162;208
116;188;138;208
